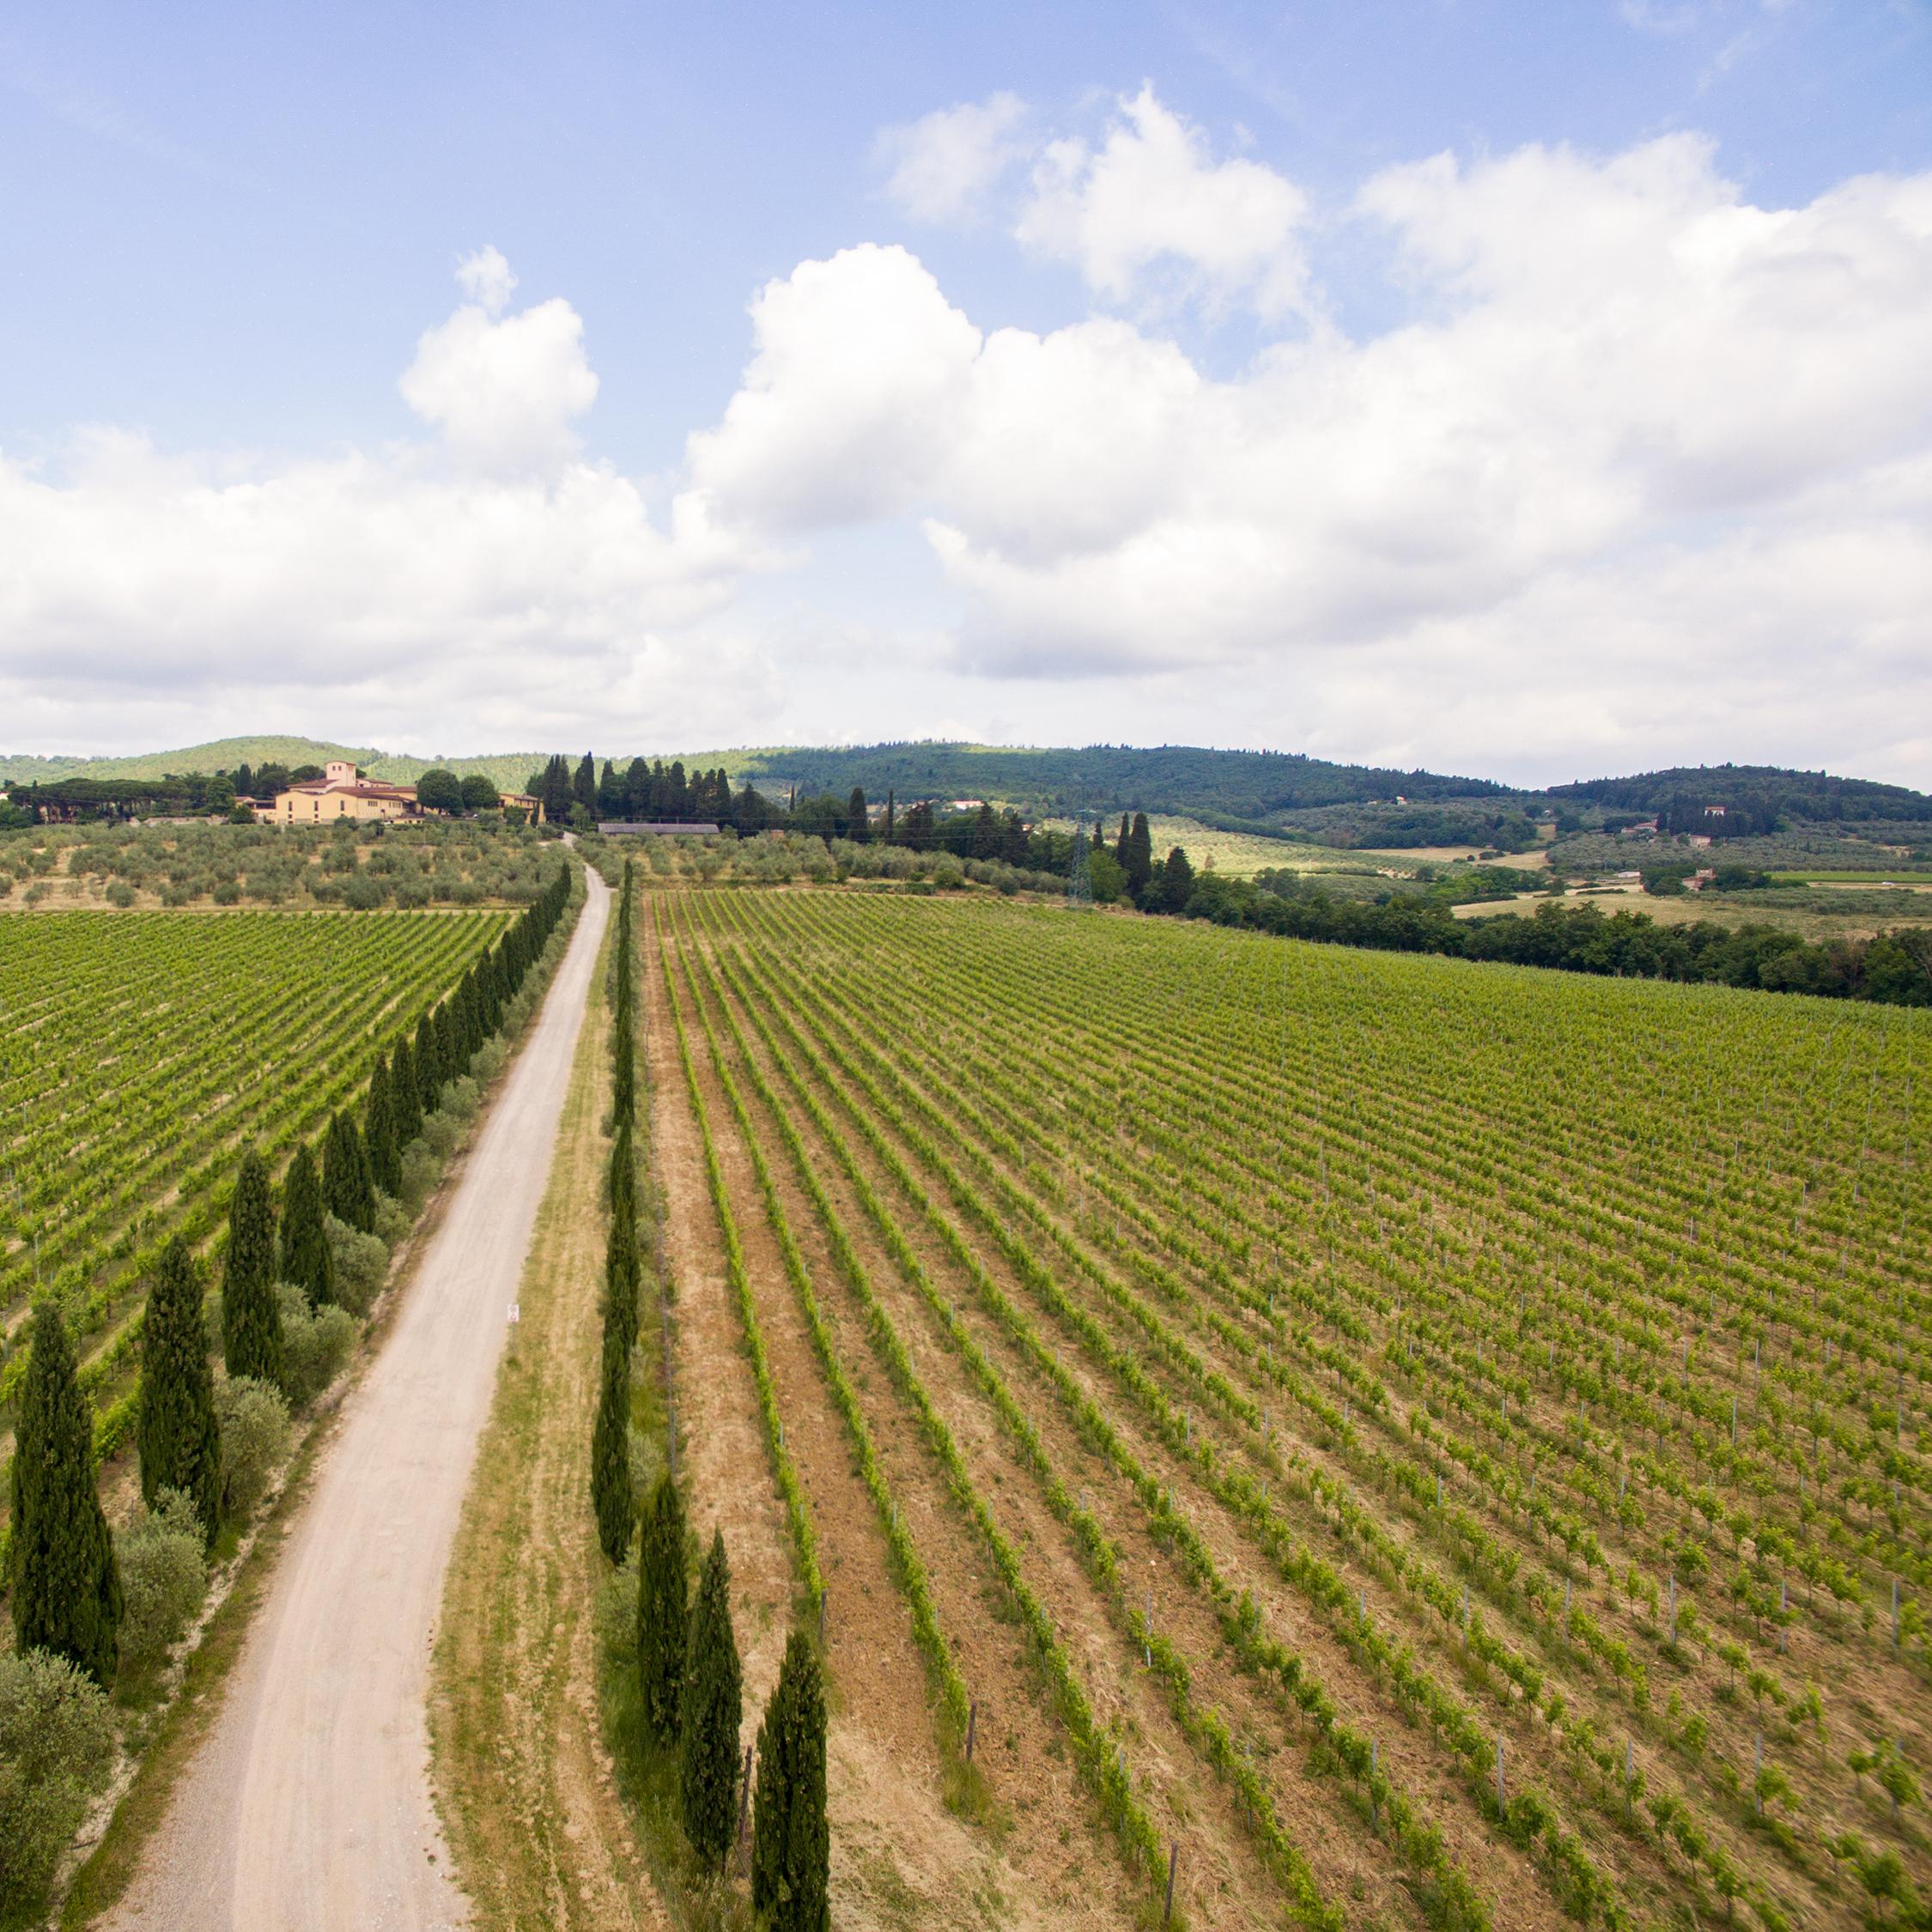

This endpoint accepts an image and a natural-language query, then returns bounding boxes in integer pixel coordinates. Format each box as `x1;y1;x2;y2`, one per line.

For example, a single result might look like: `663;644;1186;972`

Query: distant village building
272;760;422;824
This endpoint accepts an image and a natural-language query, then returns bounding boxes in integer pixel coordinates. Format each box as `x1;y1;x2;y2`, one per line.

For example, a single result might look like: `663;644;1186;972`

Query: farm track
429;917;662;1931
100;870;608;1932
640;886;1932;1932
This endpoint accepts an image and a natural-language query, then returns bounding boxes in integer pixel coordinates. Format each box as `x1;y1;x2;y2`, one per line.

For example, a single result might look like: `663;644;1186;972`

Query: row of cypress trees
592;861;641;1563
8;860;576;1691
592;863;828;1925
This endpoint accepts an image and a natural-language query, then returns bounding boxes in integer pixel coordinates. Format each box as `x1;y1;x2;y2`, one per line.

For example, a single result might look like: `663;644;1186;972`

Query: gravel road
106;863;610;1931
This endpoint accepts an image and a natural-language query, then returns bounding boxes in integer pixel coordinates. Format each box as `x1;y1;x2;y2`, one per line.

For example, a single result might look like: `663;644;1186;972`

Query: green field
652;887;1932;1930
0;909;508;1431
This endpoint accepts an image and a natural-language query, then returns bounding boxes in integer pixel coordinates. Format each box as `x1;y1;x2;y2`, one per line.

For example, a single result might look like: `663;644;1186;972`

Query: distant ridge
6;736;1929;828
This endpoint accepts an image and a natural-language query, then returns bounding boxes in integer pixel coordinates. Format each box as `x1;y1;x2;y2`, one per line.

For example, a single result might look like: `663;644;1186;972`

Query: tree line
1158;869;1932;1005
590;861;829;1926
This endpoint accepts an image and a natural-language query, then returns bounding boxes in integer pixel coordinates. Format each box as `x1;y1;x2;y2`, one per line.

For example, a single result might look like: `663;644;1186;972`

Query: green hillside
9;738;1928;848
5;736;1504;820
0;735;381;782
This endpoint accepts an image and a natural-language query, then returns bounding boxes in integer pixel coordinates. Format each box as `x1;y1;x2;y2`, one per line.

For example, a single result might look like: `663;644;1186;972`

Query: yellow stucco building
271;761;422;824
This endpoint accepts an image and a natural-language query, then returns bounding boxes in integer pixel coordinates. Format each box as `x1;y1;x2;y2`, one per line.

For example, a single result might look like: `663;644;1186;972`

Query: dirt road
106;865;611;1932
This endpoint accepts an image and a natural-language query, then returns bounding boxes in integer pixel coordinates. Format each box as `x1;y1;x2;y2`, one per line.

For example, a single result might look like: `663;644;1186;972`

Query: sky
3;0;1929;786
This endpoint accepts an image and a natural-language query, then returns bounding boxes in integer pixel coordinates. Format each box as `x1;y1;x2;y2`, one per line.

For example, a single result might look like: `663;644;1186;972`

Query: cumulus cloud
1016;85;1310;316
9;132;1932;786
877;93;1028;223
683;131;1932;781
685;244;981;531
398;260;599;473
454;243;518;314
0;256;762;754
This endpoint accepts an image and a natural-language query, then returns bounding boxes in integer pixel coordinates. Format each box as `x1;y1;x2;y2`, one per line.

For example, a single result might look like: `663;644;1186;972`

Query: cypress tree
752;1626;830;1932
605;1194;640;1360
222;1150;285;1392
390;1032;423;1147
1157;844;1195;915
10;1302;122;1687
415;1008;444;1105
1113;811;1132;868
365;1053;402;1199
436;999;460;1083
591;1321;634;1564
679;1529;743;1873
137;1237;223;1545
637;1473;689;1746
279;1144;336;1306
846;786;870;844
1126;811;1154;899
323;1111;376;1234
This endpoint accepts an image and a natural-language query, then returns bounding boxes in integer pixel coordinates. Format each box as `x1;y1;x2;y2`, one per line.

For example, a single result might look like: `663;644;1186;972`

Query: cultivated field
0;908;509;1436
645;888;1931;1930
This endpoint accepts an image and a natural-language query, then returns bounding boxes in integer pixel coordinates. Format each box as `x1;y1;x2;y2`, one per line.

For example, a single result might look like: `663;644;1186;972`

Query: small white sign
507;1302;520;1324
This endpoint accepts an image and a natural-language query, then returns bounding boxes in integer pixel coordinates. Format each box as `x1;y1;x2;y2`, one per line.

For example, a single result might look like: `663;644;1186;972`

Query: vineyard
644;887;1932;1930
0;908;511;1443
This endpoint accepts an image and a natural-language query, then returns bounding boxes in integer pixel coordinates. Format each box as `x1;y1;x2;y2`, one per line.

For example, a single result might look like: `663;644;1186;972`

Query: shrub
323;1214;389;1316
0;1649;117;1919
276;1285;357;1406
106;881;136;908
399;1141;439;1209
116;1488;209;1667
216;1376;290;1522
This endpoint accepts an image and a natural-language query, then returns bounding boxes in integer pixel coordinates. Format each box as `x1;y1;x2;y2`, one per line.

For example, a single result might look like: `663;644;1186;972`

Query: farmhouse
271;761;422;824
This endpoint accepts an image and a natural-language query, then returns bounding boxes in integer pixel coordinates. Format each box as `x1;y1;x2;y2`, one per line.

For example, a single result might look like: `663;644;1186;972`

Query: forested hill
9;738;1931;836
1550;764;1932;831
729;744;1507;822
0;738;1510;825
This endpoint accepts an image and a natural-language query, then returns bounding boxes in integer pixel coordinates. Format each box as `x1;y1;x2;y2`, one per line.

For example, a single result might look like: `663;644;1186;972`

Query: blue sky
3;1;1930;781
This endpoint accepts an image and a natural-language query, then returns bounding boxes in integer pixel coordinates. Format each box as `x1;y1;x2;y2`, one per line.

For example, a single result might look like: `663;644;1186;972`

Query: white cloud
0;267;765;757
683;132;1932;783
398;254;598;473
8;125;1931;787
876;93;1028;224
1015;84;1310;316
454;243;518;314
685;244;981;532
